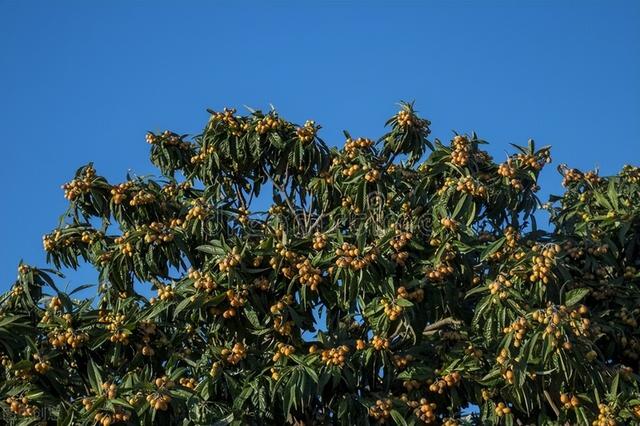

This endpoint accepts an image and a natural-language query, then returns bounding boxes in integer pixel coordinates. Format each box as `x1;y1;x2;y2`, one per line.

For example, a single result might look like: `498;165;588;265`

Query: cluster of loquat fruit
312;232;327;250
138;320;157;356
320;345;350;367
368;398;393;423
272;343;295;362
390;229;412;251
221;342;247;365
154;284;175;302
395;109;429;130
454;176;487;197
592;403;617;426
532;304;591;345
269;294;293;314
294;257;323;291
494;402;512;417
185;199;210;222
503;316;528;347
129;189;156;207
488;274;514;300
110;182;133;204
529;243;561;284
559;392;580;410
396;286;424;303
381;298;403;320
32;354;50;374
426;262;455;282
253;275;270;291
218;247;241;273
209;108;248;137
371;335;390;351
450;135;470;167
296;120;318;144
273;317;294;336
93;411;131;426
344;137;374;158
146;130;192;150
439;217;458;232
406;398;437;424
5;396;37;417
106;313;129;344
48;326;89;350
62;165;96;201
140;221;174;244
179;377;197;390
190;145;216;164
220;288;247;318
428;371;462;394
255;114;282;135
392;353;414;370
114;232;134;257
335;242;377;270
188;268;218;293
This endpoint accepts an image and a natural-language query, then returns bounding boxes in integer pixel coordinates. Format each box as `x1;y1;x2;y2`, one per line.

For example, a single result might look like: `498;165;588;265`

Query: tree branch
422;317;463;336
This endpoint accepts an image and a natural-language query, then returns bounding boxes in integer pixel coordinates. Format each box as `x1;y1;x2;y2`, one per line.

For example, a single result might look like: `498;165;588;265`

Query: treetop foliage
1;102;639;425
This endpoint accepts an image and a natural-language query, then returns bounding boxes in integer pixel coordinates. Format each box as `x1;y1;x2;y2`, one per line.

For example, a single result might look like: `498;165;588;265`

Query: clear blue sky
1;1;639;292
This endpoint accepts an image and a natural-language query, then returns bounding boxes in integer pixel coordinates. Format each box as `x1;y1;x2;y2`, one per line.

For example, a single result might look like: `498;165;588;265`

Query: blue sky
1;1;639;292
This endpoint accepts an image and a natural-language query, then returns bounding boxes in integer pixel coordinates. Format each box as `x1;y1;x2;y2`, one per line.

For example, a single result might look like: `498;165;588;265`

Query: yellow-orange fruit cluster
559;393;580;409
296;120;317;143
179;377;197;389
101;382;118;399
62;165;96;201
129;190;155;206
110;182;133;204
396;286;424;302
369;399;392;423
529;243;560;284
218;248;241;273
270;294;293;314
344;137;374;158
48;328;89;349
392;354;414;369
209;108;248;137
407;398;437;424
312;232;328;250
272;342;295;362
5;396;37;417
504;316;528;347
185;199;210;221
440;217;458;231
372;335;390;351
382;299;403;320
221;342;247;365
593;403;618;426
295;258;322;291
495;402;512;416
429;371;461;393
455;176;487;197
156;284;174;302
255;114;281;134
321;345;349;367
335;242;378;270
190;145;216;164
188;268;217;293
450;135;470;166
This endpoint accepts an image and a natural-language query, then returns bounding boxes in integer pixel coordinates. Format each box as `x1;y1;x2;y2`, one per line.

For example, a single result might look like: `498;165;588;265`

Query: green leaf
563;288;590;307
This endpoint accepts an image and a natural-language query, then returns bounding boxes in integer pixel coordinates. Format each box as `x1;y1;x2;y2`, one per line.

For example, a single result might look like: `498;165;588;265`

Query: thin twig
422;317;463;336
263;167;303;230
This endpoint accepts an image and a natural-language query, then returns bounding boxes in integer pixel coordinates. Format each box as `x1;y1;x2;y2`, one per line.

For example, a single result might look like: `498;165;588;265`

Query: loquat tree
0;103;639;425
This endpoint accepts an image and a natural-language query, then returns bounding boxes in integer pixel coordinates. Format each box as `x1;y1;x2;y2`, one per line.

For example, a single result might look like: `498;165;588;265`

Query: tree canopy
1;103;639;425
